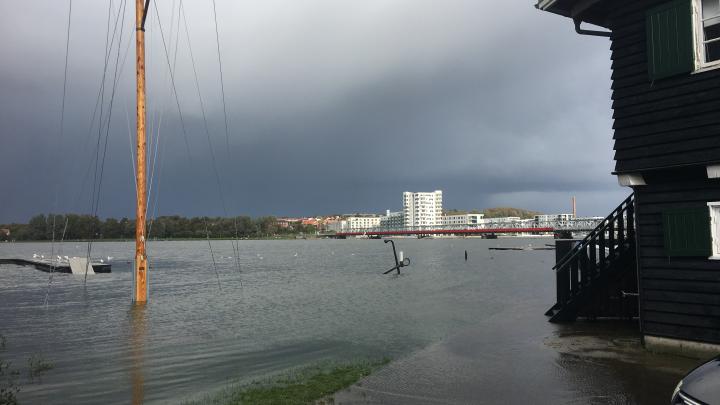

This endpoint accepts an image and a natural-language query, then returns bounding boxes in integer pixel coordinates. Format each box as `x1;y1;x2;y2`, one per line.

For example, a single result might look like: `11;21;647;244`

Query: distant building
326;216;381;232
346;216;381;230
380;210;404;228
324;219;345;233
481;217;521;225
534;214;574;223
325;220;344;233
440;213;484;226
403;190;443;228
301;218;319;227
276;218;302;229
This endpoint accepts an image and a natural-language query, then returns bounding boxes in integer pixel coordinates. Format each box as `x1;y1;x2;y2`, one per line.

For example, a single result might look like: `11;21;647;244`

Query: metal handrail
552;193;634;271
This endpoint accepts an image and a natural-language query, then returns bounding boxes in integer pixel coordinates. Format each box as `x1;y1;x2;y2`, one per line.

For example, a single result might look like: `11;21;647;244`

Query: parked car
672;356;720;405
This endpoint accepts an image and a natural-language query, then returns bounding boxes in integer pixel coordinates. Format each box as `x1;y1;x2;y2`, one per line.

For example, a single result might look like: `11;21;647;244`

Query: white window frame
693;0;720;72
709;201;720;260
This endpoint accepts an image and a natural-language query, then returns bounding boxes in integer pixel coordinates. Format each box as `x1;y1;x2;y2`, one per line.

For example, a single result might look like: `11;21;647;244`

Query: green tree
27;214;48;240
102;218;122;239
482;207;542;219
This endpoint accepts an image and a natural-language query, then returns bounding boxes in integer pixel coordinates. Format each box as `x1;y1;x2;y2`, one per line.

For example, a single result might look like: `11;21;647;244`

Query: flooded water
1;238;693;404
0;238;554;404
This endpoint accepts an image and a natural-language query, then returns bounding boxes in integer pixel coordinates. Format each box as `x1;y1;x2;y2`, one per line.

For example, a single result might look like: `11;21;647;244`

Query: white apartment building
440;213;484;226
325;216;381;232
403;190;443;228
346;216;381;230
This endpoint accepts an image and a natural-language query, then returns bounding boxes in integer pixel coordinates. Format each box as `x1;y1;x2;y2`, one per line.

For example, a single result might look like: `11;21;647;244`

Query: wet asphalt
334;308;705;404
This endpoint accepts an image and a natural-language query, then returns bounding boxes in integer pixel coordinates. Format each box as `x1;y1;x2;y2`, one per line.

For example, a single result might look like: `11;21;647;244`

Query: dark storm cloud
0;1;626;222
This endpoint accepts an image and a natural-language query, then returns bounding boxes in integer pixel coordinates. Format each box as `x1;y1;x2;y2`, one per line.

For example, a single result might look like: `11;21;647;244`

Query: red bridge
335;227;555;237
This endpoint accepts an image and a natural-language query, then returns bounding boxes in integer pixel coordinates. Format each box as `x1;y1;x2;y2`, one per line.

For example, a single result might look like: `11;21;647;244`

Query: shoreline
0;236;318;243
2;235;554;244
184;359;390;405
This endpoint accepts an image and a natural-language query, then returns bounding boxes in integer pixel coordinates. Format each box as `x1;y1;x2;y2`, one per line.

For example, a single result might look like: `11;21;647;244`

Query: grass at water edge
185;358;390;405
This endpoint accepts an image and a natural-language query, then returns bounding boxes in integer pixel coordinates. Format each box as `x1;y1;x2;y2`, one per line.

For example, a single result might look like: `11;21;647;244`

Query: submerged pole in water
134;0;150;303
383;240;410;274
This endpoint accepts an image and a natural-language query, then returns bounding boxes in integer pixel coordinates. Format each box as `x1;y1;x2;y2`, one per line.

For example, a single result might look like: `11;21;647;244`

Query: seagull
33;253;39;259
107;256;114;261
294;252;298;257
100;259;104;263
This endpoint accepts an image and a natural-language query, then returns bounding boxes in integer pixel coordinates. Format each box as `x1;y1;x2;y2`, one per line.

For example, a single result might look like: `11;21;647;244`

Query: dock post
554;239;577;306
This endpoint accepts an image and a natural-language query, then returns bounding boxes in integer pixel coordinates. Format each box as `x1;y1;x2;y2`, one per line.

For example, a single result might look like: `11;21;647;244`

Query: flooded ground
0;238;703;404
335;314;700;404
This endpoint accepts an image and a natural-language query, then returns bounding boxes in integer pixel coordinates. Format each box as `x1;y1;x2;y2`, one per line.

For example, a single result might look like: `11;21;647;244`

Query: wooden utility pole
134;0;149;303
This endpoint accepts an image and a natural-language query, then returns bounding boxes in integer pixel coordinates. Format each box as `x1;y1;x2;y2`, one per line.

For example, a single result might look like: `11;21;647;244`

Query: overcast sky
0;1;627;222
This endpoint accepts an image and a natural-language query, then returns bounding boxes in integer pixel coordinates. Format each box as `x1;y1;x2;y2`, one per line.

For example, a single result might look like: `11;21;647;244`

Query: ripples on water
0;238;554;404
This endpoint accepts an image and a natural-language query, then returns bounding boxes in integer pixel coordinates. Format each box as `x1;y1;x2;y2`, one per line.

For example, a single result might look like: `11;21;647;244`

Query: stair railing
553;193;635;305
554;193;634;271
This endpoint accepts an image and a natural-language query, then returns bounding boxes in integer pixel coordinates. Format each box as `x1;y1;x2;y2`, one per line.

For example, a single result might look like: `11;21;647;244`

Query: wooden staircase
545;194;638;323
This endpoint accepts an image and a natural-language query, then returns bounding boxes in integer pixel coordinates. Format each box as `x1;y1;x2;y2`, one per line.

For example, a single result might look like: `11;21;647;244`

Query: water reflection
0;239;554;404
547;324;700;404
128;304;147;405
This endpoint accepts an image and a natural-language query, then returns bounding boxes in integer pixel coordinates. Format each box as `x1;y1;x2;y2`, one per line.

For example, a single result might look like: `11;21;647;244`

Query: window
695;0;720;67
662;207;713;256
647;0;695;79
646;0;720;79
709;202;720;259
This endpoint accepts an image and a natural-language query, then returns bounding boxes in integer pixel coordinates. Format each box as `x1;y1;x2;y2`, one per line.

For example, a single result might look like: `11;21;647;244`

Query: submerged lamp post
383;239;410;275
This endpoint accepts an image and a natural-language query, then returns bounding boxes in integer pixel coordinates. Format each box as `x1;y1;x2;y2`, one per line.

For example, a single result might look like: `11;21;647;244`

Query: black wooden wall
603;0;720;344
608;0;720;174
634;169;720;343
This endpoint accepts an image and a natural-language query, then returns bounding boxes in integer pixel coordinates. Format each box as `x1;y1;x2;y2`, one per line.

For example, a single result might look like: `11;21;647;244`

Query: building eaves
537;0;560;10
536;0;612;29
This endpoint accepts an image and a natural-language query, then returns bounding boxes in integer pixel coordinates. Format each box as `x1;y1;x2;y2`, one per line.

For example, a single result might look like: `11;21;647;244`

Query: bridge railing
337;217;604;235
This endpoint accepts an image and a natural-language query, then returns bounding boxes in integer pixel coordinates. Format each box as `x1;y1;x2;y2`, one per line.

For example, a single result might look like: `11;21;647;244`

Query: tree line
0;214;317;241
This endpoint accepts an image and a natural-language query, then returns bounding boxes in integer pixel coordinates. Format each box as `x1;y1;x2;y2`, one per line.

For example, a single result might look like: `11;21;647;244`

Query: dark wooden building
539;0;720;351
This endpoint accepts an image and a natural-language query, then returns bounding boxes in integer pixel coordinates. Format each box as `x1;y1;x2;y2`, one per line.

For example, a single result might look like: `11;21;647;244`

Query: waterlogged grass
189;358;390;405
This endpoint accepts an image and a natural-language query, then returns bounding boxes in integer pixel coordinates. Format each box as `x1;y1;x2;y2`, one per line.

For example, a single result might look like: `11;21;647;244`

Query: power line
178;3;241;284
204;218;222;291
180;3;229;218
211;0;231;154
151;0;194;164
73;6;134;211
210;0;243;276
46;0;74;305
85;0;130;285
147;0;183;240
153;0;232;289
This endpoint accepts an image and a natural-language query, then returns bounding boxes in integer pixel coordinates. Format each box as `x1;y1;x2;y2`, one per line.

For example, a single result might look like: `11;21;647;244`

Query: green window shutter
646;0;694;81
662;208;712;256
